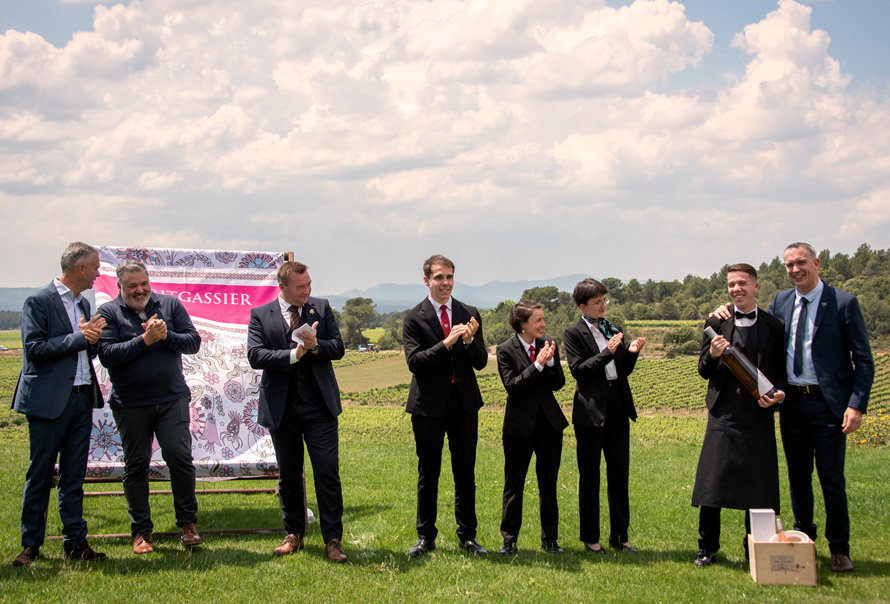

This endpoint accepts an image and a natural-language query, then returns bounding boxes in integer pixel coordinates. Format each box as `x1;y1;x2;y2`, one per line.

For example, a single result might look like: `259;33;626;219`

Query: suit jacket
403;297;488;416
768;281;874;418
563;318;639;427
247;296;345;431
496;335;568;437
13;282;101;418
698;310;787;410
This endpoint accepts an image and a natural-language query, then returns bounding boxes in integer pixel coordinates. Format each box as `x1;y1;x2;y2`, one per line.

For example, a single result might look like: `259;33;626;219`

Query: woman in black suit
496;300;568;555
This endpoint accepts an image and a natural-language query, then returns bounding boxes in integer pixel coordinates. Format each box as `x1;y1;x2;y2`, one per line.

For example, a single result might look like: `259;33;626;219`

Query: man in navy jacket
98;259;202;555
769;243;873;573
13;242;108;567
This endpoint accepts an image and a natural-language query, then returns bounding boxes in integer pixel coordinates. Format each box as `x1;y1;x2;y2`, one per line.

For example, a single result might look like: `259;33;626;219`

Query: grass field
1;404;888;603
0;330;22;349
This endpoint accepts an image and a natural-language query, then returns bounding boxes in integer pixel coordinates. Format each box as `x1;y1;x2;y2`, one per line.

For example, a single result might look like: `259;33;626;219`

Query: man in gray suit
12;242;108;567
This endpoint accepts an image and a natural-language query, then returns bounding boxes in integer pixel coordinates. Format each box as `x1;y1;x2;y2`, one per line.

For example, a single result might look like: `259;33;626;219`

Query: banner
87;247;286;481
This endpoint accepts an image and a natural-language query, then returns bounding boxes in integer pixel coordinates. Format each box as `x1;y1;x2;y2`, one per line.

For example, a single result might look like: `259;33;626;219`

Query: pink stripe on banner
94;275;279;323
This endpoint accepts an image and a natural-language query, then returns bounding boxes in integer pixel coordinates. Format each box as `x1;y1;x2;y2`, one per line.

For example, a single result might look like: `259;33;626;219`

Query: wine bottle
775;518;790;543
704;325;777;400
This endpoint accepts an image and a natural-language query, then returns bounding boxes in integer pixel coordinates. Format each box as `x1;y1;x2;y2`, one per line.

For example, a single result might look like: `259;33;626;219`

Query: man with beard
97;259;202;555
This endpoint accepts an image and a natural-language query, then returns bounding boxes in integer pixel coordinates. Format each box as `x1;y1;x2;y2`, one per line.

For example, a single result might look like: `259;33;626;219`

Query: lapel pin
309;309;315;315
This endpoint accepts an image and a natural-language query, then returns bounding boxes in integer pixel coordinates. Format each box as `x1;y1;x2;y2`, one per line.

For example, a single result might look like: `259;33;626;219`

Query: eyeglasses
589;298;610;308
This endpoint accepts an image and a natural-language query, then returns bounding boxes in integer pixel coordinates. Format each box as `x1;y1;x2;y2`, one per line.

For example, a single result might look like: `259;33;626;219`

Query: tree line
339;243;890;353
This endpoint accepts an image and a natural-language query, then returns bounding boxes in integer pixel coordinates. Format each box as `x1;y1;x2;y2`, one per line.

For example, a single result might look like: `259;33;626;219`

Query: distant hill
0;276;590;314
322;274;593;312
0;287;95;312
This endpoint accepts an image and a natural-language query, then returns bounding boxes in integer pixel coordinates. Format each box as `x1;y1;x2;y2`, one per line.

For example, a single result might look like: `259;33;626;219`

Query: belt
72;384;92;393
791;384;820;394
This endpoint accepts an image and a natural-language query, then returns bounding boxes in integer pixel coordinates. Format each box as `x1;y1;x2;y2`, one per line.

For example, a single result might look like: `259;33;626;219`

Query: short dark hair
726;263;758;281
60;242;98;274
116;259;149;284
572;278;608;307
277;261;309;284
423;255;455;278
785;242;817;260
508;300;543;333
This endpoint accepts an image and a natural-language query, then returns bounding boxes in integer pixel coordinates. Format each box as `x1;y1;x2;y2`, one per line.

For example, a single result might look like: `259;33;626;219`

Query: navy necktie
793;298;809;377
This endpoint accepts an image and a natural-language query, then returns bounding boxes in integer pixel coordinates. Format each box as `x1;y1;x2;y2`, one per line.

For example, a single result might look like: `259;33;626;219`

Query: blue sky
1;0;888;295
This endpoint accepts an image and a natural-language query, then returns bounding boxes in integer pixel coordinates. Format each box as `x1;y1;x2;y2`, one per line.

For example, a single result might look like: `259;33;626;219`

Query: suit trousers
698;506;752;554
500;408;563;545
21;388;92;550
269;386;343;543
575;388;631;546
411;385;479;542
780;389;850;556
112;397;197;534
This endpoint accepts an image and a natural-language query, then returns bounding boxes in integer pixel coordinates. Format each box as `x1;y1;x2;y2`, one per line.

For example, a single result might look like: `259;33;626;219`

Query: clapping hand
536;340;556;364
79;314;106;345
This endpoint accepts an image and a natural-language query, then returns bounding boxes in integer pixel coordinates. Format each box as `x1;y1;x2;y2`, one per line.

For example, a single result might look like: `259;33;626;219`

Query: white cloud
0;0;888;292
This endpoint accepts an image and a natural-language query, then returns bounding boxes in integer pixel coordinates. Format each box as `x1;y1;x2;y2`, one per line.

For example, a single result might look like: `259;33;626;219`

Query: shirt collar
796;279;824;306
278;293;299;315
517;335;536;355
53;278;82;303
429;295;451;312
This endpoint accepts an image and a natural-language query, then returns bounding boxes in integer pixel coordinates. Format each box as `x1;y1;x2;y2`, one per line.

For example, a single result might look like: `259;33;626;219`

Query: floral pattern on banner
88;247;286;480
102;247;282;270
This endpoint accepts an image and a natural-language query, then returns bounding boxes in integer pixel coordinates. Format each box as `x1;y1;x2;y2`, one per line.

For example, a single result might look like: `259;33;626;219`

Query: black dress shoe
407;539;436;558
694;549;716;566
500;542;517;555
543;541;564;554
64;540;107;562
618;544;640;554
584;542;607;555
459;539;488;556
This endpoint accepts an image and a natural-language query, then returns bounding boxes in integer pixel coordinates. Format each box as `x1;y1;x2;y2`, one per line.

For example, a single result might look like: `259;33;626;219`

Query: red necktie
529;345;535;363
440;305;450;337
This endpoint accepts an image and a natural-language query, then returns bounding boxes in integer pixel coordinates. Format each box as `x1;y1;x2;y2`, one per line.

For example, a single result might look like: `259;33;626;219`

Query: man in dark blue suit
770;242;874;573
247;261;347;562
12;242;108;567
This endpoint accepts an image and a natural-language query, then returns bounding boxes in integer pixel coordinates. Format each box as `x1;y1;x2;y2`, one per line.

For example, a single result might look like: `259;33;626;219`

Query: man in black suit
402;255;489;557
563;278;646;555
693;263;786;567
247;261;348;562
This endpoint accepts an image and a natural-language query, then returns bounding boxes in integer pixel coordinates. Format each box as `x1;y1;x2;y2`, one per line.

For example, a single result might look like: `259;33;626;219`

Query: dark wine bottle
704;325;777;400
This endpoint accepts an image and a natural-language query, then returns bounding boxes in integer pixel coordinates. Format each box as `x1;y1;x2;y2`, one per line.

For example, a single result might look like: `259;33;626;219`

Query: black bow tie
735;310;756;320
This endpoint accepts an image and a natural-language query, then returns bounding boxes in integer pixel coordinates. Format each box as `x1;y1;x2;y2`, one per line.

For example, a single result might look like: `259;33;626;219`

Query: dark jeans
269;393;343;543
698;506;752;554
500;410;563;545
411;386;479;542
575;390;630;546
21;388;92;550
780;389;850;556
113;397;197;535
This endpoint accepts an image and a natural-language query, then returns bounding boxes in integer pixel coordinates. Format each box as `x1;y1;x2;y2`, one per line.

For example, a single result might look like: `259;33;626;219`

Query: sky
1;0;888;296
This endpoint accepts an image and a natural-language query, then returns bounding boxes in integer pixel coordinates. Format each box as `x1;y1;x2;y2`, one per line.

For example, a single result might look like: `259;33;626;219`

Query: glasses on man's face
589;298;610;308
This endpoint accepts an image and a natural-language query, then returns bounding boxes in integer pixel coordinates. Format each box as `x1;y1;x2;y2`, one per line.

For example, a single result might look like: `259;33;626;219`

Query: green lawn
1;407;888;603
0;330;22;349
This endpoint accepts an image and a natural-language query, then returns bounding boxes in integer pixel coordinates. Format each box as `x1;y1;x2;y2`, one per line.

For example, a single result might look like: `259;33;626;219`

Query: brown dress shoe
273;534;304;556
133;532;153;555
180;523;202;548
12;546;39;568
64;540;107;562
831;554;854;572
325;538;347;563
